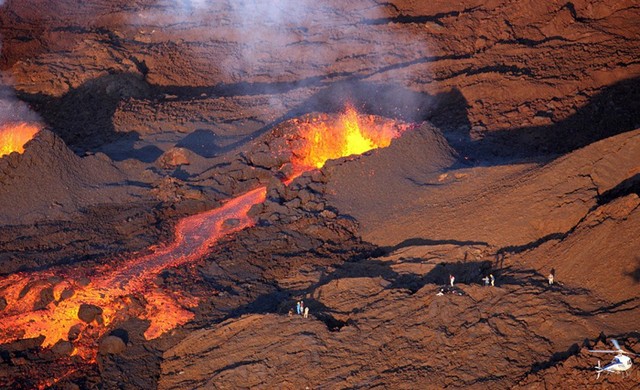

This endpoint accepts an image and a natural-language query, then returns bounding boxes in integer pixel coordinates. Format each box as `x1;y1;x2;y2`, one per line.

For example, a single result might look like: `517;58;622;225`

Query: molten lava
0;106;409;386
291;105;405;170
0;187;266;361
0;122;40;157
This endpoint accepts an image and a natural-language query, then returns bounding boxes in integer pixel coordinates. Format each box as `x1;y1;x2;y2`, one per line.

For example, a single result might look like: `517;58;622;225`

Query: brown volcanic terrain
1;0;639;389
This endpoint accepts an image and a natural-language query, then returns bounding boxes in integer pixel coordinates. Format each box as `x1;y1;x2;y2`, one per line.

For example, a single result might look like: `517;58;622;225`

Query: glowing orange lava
0;187;266;361
0;122;40;157
291;105;405;171
0;106;410;386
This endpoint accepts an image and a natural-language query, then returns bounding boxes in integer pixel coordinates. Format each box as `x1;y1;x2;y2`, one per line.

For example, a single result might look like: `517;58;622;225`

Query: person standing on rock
296;301;301;315
449;274;455;287
300;300;304;316
303;306;309;318
548;273;554;285
483;276;490;286
490;274;495;287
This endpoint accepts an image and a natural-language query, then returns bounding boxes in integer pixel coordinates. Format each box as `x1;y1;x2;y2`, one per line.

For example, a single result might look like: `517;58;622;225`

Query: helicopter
589;339;638;379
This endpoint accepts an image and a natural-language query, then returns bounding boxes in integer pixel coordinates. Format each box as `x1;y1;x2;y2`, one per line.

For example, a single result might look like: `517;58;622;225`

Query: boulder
98;335;127;355
77;303;103;323
157;147;191;169
51;340;74;356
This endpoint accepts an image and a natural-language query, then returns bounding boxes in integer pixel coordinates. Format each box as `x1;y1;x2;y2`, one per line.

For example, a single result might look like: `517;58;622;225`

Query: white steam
0;2;41;126
136;0;430;89
223;0;430;83
136;0;433;120
0;81;41;125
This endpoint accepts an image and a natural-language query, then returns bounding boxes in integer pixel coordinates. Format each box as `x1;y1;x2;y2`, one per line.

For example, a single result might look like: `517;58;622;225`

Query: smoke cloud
0;82;41;125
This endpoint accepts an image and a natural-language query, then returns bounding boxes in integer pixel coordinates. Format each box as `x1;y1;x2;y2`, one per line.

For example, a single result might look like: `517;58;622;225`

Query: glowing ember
0;122;40;157
0;105;410;386
291;104;405;170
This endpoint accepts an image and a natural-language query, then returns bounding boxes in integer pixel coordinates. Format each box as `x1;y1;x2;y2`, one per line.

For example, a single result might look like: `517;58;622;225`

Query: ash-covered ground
1;0;640;389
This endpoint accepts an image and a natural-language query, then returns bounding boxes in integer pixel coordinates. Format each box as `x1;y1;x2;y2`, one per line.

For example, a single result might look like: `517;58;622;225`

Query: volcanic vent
0;122;40;157
289;105;409;171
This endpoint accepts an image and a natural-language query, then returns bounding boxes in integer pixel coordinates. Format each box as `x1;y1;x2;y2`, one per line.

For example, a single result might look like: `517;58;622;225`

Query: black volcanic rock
78;303;103;323
68;324;82;341
33;287;55;310
51;340;74;357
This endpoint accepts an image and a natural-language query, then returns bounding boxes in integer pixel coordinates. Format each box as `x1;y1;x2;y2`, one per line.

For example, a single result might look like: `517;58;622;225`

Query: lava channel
0;186;267;361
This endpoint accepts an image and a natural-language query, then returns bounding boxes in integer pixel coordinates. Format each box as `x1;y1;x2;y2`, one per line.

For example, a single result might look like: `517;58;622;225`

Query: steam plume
144;0;432;119
0;82;41;125
0;18;41;133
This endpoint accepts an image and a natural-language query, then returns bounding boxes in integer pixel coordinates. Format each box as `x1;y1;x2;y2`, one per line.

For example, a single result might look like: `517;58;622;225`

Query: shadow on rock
220;257;496;332
529;342;581;374
494;266;590;295
475;76;640;160
17;73;153;156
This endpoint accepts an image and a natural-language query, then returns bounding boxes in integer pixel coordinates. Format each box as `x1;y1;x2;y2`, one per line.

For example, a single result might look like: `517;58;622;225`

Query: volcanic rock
68;324;83;342
78;303;103;323
33;287;55;310
0;129;142;224
327;129;640;249
157;127;640;389
62;383;81;390
0;336;45;353
158;280;595;389
515;340;640;389
59;288;75;301
156;147;191;169
99;335;127;355
511;192;640;304
51;340;74;357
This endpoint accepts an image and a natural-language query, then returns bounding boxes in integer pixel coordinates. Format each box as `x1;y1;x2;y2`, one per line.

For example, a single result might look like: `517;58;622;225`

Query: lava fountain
0;105;410;386
0;122;41;157
291;105;406;171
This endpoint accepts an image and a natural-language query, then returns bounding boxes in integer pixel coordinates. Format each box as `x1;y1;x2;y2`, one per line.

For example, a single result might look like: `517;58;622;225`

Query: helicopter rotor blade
589;349;640;356
602;340;640;356
611;339;621;351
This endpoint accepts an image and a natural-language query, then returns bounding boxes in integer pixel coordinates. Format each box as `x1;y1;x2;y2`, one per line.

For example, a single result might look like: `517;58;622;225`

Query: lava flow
0;106;408;380
0;122;41;157
0;186;267;361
